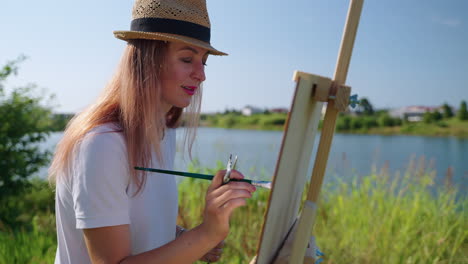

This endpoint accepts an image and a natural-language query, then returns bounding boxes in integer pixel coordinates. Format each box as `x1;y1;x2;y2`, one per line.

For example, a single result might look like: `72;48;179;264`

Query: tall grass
1;160;466;263
178;161;270;263
0;215;56;263
315;174;466;263
178;160;467;264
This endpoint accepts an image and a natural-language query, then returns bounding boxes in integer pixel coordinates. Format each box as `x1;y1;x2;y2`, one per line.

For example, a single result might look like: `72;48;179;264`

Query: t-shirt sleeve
72;131;131;229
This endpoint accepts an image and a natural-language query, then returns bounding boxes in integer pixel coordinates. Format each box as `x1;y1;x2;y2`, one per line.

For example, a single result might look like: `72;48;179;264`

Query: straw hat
114;0;227;56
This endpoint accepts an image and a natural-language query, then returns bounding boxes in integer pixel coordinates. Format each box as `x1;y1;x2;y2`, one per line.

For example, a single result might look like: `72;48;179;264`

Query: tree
0;56;55;227
442;103;454;119
423;111;433;124
358;97;374;116
431;110;443;121
458;101;468;121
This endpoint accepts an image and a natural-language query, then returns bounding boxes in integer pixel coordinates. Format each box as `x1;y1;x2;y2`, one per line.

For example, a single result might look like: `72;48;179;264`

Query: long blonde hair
49;39;201;194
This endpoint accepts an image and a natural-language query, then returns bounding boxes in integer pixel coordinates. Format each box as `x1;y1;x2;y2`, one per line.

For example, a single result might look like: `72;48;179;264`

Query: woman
49;0;256;263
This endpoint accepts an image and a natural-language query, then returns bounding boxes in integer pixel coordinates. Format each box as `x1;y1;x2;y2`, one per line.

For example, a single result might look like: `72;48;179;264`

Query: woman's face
160;42;208;112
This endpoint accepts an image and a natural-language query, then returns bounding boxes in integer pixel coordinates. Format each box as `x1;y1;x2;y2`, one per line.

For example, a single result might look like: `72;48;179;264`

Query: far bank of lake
40;127;467;192
200;114;468;138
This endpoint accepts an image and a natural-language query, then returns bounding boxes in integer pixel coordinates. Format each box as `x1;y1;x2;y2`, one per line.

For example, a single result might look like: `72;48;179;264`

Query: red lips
181;86;197;95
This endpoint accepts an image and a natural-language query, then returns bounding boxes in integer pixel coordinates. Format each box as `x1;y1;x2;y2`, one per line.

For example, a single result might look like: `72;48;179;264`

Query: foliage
377;113;401;127
0;178;56;263
198;95;468;137
458;101;468;121
258;115;286;126
0;178;56;231
0;57;55;228
0;226;56;263
423;109;443;124
357;97;374;116
49;113;74;131
336;115;352;130
442;103;454;118
2;159;467;263
202;113;287;131
178;160;273;263
218;115;237;128
178;159;467;264
314;159;467;264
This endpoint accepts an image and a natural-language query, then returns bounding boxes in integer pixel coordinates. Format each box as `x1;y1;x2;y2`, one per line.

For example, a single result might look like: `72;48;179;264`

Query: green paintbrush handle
134;166;252;184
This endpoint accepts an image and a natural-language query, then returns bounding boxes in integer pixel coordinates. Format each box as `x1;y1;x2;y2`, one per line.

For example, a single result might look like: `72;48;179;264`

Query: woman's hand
200;169;256;242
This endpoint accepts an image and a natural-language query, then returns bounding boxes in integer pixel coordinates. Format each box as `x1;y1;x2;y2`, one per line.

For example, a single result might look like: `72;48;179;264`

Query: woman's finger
207;170;227;192
206;181;255;200
227;169;245;180
211;188;252;208
220;197;248;217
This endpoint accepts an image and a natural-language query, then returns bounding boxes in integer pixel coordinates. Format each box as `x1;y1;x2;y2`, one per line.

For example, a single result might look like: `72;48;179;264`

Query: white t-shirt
54;123;178;264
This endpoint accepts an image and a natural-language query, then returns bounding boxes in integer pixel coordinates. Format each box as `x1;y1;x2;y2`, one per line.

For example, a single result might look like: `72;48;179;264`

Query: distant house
389;106;442;122
241;105;263;116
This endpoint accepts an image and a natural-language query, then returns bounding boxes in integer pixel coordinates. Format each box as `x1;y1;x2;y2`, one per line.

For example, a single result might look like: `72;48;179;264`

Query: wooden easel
252;1;364;263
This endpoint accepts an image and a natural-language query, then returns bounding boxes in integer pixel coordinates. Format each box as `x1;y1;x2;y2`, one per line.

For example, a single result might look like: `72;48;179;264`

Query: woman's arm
83;169;255;264
84;224;218;264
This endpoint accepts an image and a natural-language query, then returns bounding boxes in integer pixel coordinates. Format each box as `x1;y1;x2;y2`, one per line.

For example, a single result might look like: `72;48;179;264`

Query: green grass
333;117;468;138
200;113;287;131
0;219;56;263
177;161;270;263
1;161;466;263
314;173;467;263
178;161;467;263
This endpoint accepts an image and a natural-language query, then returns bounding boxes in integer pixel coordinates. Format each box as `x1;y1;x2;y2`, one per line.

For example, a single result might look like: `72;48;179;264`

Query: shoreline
197;124;468;138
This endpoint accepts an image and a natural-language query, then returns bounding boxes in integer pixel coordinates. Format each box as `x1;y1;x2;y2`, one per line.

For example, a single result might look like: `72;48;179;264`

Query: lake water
41;127;467;190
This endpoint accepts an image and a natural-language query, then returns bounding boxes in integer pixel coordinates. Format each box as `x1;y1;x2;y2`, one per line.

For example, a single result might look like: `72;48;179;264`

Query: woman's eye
181;58;192;63
181;57;207;66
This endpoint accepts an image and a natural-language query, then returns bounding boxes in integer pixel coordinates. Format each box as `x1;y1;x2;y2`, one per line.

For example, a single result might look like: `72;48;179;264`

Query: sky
1;0;467;114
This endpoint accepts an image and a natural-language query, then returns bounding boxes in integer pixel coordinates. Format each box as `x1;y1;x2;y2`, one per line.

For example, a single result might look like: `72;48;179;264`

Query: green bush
0;57;55;228
362;116;378;129
0;179;55;231
378;114;395;127
0;178;56;263
458;101;468;121
423;111;434;124
218;115;237;128
259;115;286;127
350;117;364;130
442;103;454;119
336;116;352;130
432;111;443;121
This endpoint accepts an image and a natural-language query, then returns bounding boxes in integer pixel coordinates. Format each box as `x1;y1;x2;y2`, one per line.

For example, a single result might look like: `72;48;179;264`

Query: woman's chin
175;101;191;109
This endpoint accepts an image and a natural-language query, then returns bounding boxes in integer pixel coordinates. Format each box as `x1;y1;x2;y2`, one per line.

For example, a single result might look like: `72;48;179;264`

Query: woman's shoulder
79;123;126;155
88;122;123;135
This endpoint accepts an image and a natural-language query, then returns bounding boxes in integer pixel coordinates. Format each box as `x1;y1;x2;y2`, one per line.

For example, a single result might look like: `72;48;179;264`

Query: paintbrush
134;166;272;189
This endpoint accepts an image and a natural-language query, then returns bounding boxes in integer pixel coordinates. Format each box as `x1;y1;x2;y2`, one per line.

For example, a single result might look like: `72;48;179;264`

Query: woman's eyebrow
178;46;209;56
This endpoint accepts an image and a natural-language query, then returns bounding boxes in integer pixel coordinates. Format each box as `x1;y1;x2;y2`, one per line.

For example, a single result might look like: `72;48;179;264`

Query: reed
177;159;467;263
1;159;466;263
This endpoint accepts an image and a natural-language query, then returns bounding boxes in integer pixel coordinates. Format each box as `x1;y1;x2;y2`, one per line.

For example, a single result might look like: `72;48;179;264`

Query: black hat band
131;18;211;43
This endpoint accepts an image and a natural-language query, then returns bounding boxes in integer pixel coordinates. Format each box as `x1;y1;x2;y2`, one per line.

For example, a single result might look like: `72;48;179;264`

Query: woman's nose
192;62;206;82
